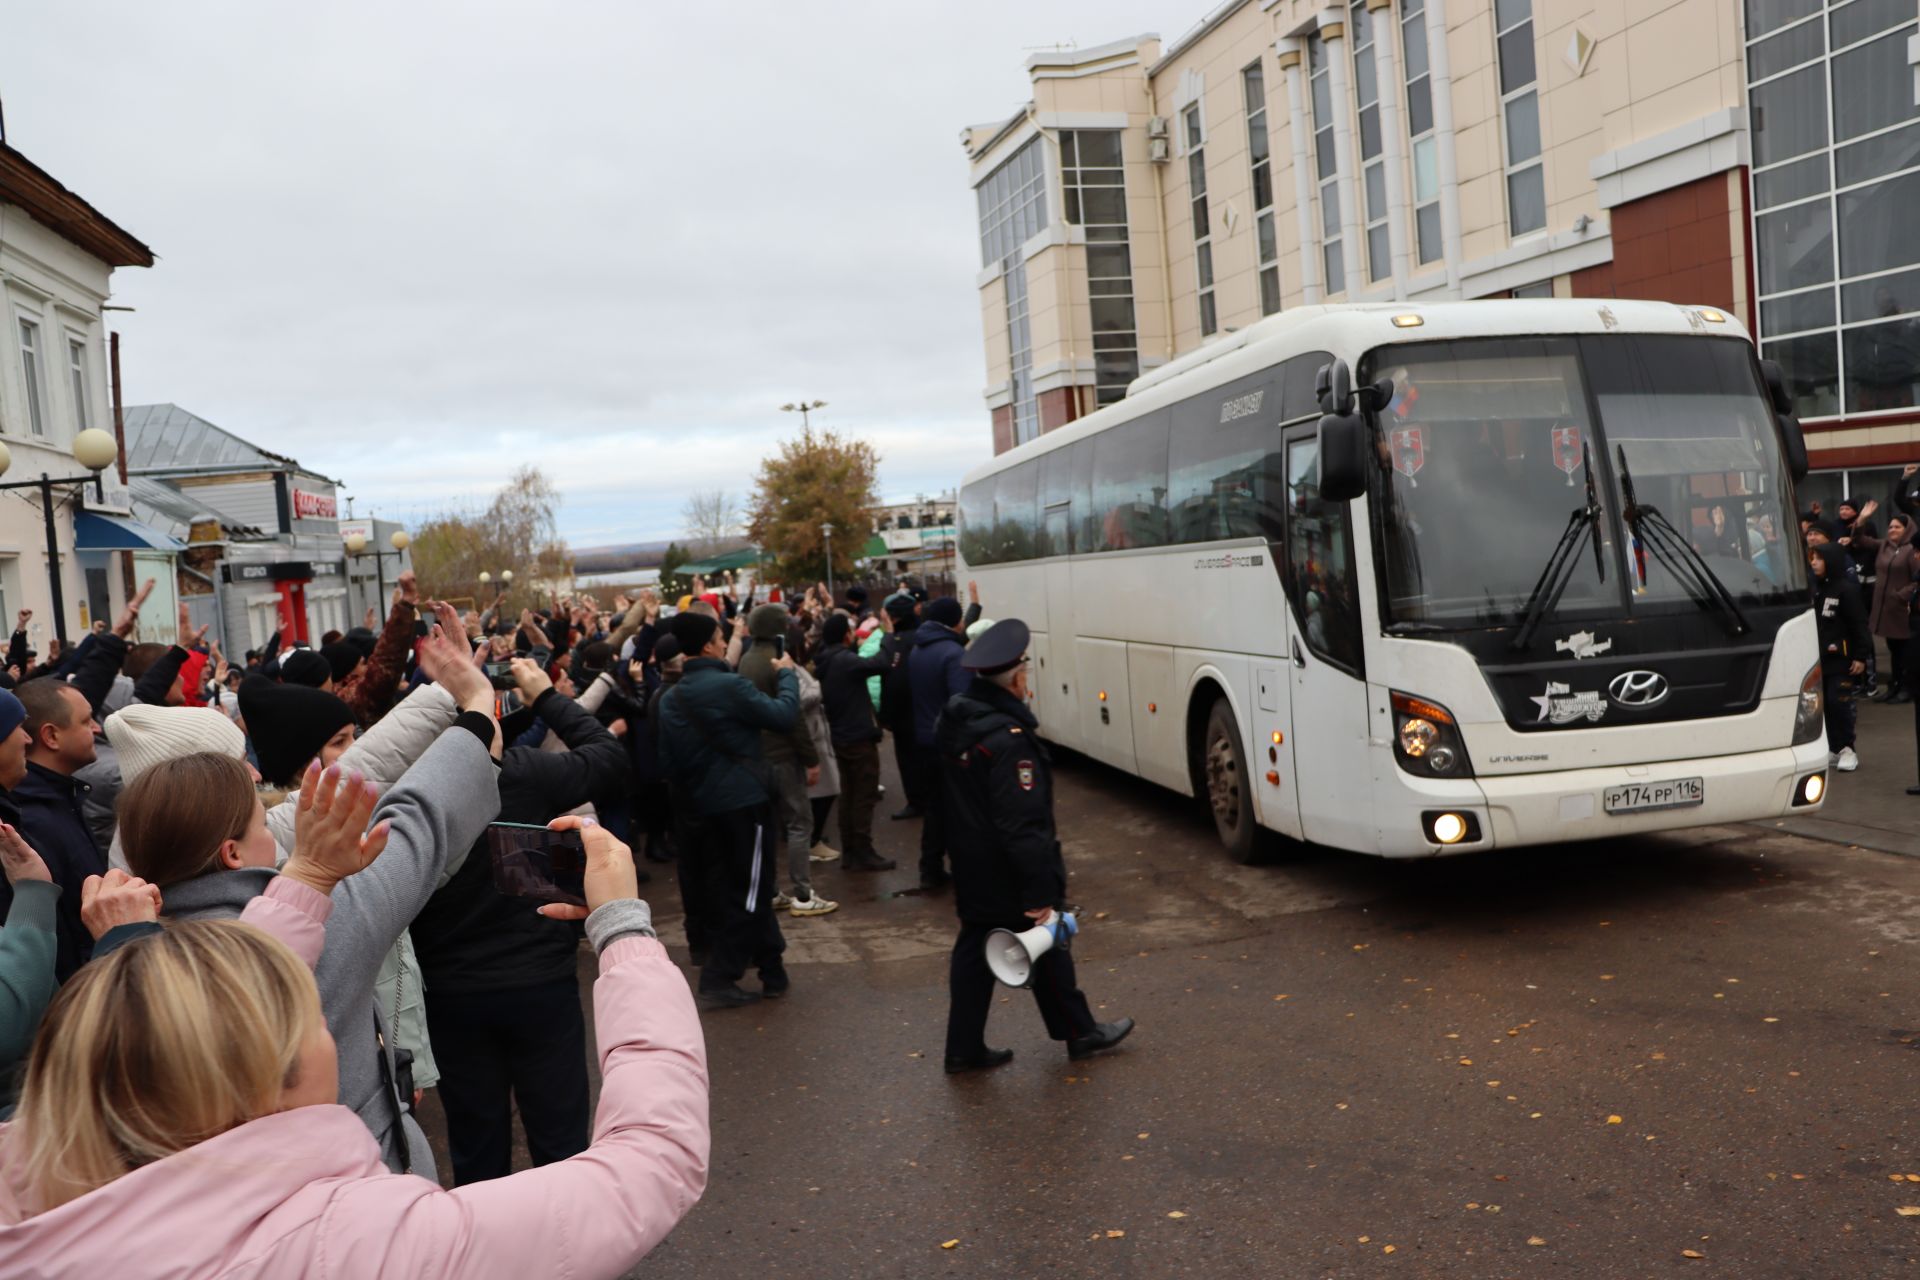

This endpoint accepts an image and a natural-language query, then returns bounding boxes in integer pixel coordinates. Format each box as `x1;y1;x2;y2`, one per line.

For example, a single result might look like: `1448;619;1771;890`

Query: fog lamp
1431;813;1469;844
1796;773;1826;806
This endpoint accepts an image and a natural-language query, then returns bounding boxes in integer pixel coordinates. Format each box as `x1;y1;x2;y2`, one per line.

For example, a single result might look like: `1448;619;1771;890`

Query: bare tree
683;489;742;556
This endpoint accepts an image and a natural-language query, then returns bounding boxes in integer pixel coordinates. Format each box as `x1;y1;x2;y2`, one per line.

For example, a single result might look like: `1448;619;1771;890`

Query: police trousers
945;919;1097;1061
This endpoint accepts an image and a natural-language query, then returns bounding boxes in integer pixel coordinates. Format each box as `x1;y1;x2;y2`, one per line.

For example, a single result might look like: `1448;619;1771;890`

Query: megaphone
985;910;1078;988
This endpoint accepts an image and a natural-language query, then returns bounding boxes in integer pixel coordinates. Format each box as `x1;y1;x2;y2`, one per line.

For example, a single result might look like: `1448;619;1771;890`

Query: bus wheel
1203;700;1259;864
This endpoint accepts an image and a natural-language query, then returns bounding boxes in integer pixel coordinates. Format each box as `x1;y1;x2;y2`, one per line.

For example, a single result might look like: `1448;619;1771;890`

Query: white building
0;141;155;648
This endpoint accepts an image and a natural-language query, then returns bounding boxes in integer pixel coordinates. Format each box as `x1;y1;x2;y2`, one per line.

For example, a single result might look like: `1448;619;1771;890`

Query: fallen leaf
1486;1204;1502;1212
1465;1202;1481;1210
1763;1017;1780;1023
1335;1102;1350;1110
1651;1052;1666;1060
1358;1235;1371;1243
1383;1244;1397;1254
908;1051;923;1059
1105;1229;1125;1239
1275;994;1290;1001
1682;1249;1705;1259
1459;1058;1474;1066
1908;1174;1920;1183
1528;1236;1547;1246
1167;1211;1188;1219
1353;944;1369;951
1714;993;1725;999
1530;1112;1543;1119
941;1239;960;1250
1607;1115;1623;1125
1486;1080;1501;1087
1897;1207;1920;1217
1093;911;1109;920
1600;974;1615;981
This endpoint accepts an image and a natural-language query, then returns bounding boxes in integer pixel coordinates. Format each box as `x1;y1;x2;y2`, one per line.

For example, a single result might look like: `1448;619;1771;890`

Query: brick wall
1570;173;1736;314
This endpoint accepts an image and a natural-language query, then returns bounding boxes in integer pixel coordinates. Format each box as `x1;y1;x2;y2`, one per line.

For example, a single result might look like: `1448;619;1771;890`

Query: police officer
936;618;1133;1074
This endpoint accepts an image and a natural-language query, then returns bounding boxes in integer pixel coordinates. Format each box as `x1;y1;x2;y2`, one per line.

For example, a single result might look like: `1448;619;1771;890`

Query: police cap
960;618;1030;674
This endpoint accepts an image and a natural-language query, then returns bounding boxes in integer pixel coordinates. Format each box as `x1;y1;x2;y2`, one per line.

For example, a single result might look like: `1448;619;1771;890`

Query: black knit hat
926;597;964;627
279;649;331;689
821;614;852;647
238;674;356;786
321;642;364;684
668;611;719;658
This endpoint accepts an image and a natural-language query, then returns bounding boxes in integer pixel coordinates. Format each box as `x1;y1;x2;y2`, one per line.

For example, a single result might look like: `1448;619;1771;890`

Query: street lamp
821;522;835;600
781;399;827;430
0;428;120;647
476;569;513;608
343;526;411;609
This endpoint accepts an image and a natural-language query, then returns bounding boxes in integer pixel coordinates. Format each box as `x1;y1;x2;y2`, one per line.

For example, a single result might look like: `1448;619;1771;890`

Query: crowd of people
0;559;1129;1275
1803;464;1920;783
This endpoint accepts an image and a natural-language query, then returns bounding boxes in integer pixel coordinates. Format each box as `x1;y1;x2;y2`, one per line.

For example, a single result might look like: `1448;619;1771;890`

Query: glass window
1037;447;1074;557
1761;330;1841;416
1169;370;1288;544
1504;92;1542;163
1760;285;1837;335
1064;128;1138;405
1842;266;1920;322
16;319;44;438
1750;15;1825;78
1416;203;1444;265
1756;200;1834;293
1507;165;1547;236
1286;435;1363;671
1832;29;1920;142
1838;167;1920;278
1836;119;1920;187
958;479;995;565
1004;260;1038;445
1091;411;1170;551
1244;60;1279;316
1751;64;1828;167
1308;31;1343;291
975;137;1048;268
1187;102;1216;335
1755;153;1829;208
1495;3;1544;238
1844;319;1920;411
1746;0;1819;41
1831;0;1913;48
993;462;1040;561
1070;441;1097;553
66;338;88;432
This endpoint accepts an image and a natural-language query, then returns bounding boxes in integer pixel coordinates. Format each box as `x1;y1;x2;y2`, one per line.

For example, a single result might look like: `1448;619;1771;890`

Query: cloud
2;0;1168;540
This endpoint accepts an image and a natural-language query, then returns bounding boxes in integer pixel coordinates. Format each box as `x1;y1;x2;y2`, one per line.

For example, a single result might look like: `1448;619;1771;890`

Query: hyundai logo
1608;670;1670;708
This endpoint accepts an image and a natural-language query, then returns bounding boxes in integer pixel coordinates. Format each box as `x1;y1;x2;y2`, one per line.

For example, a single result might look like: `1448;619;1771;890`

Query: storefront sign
292;488;338;520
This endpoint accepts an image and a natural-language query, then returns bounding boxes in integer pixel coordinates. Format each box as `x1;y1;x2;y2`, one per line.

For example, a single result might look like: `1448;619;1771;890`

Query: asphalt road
421;749;1920;1279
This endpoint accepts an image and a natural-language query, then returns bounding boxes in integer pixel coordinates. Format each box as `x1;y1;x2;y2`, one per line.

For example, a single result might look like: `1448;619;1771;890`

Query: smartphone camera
486;823;588;907
484;660;516;689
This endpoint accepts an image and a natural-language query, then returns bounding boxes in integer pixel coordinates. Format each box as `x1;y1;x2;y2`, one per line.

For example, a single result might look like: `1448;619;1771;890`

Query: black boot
697;983;762;1010
945;1047;1014;1075
1068;1018;1137;1061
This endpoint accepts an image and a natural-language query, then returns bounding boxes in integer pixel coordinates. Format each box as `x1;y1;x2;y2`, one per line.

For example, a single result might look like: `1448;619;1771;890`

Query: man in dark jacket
738;603;836;916
814;613;897;873
656;609;801;1008
907;597;972;889
936;619;1132;1075
878;593;923;821
1810;542;1870;774
410;657;627;1183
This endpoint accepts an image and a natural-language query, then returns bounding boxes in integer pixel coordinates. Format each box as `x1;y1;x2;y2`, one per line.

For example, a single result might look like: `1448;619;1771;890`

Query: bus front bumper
1374;740;1831;857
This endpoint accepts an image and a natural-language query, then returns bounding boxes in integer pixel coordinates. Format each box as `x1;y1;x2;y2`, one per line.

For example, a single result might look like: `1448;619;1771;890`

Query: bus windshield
1362;334;1806;631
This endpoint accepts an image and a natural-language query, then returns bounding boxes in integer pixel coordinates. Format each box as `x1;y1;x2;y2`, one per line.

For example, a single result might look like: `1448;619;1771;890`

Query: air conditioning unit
1147;115;1169;139
1150;137;1170;162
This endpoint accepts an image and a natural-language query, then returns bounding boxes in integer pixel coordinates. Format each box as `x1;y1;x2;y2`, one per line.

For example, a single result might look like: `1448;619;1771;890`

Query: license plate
1602;777;1705;815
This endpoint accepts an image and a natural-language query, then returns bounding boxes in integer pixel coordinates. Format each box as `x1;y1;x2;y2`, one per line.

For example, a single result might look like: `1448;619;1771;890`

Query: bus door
1284;426;1376;851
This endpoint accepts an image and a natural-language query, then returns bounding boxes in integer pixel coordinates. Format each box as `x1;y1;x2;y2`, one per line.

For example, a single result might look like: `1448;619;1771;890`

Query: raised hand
510;656;554;704
114;578;157;638
420;625;493;712
13;608;28;633
79;868;163;939
396;570;420;608
282;760;391;896
0;822;51;885
178;602;209;649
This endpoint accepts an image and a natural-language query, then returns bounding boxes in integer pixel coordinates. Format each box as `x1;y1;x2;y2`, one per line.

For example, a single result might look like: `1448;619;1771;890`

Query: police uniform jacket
934;677;1066;924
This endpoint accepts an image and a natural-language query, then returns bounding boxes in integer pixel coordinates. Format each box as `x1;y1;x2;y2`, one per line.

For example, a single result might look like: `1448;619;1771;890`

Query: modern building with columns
962;0;1920;510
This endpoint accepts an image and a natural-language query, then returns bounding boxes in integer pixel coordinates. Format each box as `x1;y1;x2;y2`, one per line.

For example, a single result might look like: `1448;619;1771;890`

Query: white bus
957;301;1830;860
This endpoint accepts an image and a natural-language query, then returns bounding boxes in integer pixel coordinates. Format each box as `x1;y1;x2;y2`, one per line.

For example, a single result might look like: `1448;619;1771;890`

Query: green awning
859;535;889;560
675;546;760;575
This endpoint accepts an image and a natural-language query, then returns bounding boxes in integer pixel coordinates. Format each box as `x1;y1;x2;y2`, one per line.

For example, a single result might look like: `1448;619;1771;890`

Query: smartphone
487;822;587;907
484;659;515;689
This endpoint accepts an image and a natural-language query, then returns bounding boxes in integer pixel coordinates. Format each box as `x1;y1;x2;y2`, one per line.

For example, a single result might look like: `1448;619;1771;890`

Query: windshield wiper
1511;443;1607;652
1616;446;1749;636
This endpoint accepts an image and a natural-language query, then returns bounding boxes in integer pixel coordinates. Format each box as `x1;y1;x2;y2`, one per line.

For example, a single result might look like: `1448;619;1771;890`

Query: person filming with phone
409;655;627;1185
655;610;801;1009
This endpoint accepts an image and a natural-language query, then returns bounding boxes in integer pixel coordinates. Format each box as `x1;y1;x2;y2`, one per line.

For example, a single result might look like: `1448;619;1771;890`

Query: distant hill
572;540;674;573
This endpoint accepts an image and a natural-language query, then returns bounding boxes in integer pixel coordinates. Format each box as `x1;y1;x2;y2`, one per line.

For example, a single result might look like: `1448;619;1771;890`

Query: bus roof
963;299;1752;488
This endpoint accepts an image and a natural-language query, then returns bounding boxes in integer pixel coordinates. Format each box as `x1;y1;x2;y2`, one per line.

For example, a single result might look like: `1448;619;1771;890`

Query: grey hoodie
158;724;500;1177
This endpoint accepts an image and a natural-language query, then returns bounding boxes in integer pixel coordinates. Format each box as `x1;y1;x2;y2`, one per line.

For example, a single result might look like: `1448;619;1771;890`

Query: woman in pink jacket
0;780;709;1280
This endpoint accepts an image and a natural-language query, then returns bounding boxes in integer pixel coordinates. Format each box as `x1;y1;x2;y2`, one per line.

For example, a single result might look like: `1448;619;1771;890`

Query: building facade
868;493;958;581
962;0;1920;505
124;403;357;654
0;142;154;648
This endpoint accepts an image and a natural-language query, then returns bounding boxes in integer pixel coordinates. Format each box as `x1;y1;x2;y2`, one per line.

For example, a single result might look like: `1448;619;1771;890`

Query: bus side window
959;480;995;565
1286;435;1364;674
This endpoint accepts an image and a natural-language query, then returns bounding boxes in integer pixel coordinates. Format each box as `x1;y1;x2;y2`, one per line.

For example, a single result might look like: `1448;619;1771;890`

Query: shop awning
73;511;186;553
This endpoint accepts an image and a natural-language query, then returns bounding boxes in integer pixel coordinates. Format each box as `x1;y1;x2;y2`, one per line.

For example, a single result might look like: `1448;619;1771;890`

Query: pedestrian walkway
1769;687;1920;857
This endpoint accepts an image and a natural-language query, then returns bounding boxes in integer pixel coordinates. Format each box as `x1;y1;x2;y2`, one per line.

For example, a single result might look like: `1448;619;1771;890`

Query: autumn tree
410;464;574;606
682;490;742;557
746;426;880;585
657;540;691;598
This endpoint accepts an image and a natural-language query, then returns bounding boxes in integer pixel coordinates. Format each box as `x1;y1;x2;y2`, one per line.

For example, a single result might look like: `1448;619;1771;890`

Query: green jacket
739;640;818;768
859;626;887;713
0;880;59;1105
656;658;801;815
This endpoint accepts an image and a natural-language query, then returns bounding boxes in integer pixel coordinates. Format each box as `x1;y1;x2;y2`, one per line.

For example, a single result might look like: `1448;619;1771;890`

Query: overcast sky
3;1;1175;548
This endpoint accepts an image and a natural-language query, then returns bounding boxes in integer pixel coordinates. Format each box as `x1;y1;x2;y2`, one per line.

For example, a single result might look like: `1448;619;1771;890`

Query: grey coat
157;723;500;1177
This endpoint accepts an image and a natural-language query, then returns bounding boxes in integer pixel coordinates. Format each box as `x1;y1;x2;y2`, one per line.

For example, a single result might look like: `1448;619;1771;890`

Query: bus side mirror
1318;413;1370;502
1758;358;1810;481
1316;359;1354;416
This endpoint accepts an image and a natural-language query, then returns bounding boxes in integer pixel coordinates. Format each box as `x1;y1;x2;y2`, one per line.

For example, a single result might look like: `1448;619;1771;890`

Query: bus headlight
1792;663;1824;746
1391;691;1473;777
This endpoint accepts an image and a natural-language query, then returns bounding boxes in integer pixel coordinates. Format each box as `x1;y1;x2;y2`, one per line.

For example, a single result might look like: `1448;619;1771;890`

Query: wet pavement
420;742;1920;1278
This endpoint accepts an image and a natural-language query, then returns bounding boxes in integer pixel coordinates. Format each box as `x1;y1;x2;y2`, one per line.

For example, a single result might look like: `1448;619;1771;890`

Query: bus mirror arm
1316;359;1354;416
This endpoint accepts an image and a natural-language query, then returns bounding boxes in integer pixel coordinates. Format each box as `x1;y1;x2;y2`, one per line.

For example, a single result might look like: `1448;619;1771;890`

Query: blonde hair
12;920;324;1213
